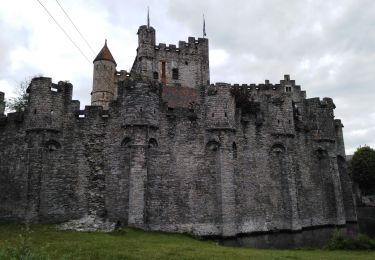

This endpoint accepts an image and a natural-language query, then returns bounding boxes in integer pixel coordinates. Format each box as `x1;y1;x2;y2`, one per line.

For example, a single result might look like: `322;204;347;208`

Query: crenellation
0;23;356;239
158;43;166;49
178;40;186;49
6;111;24;123
0;91;5;115
188;36;195;44
198;37;207;43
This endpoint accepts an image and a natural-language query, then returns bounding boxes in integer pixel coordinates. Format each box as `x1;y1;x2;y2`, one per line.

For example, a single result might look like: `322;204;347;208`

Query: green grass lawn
0;222;374;260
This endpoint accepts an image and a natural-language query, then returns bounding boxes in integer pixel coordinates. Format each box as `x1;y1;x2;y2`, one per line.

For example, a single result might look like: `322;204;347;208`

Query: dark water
219;207;375;249
219;224;358;249
357;207;375;238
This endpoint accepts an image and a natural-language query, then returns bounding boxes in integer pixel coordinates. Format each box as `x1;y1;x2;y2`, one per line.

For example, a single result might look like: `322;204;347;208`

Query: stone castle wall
0;74;357;236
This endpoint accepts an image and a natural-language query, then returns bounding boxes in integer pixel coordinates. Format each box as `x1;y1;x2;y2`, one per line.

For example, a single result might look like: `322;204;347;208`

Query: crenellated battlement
206;75;305;102
153;37;208;54
0;111;24;126
306;97;336;109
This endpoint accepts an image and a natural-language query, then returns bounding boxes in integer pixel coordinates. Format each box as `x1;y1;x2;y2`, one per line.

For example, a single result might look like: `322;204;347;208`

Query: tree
5;77;33;113
349;145;375;193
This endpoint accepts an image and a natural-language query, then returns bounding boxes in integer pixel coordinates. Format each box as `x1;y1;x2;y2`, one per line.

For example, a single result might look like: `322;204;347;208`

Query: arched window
148;138;158;148
121;137;132;147
45;140;61;151
271;143;286;155
316;148;328;160
206;140;220;151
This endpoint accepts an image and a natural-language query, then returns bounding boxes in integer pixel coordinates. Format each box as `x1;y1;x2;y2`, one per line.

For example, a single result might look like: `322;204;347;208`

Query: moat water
219;223;358;249
218;224;359;249
218;207;375;249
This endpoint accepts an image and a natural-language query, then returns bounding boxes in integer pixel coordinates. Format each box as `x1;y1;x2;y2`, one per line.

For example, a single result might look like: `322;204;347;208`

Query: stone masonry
0;24;357;237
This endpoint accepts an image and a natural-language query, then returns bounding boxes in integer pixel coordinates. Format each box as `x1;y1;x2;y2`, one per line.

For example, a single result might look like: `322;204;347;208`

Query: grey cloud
0;19;30;81
166;0;375;153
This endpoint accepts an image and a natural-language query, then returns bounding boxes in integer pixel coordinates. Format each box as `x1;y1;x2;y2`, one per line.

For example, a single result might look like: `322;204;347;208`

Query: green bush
326;229;375;250
349;145;375;193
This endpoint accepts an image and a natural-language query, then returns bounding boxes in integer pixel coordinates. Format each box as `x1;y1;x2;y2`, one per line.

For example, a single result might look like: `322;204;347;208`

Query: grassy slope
0;222;374;260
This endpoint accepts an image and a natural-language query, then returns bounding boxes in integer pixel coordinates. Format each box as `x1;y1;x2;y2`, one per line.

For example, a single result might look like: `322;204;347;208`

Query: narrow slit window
172;68;179;80
161;62;166;84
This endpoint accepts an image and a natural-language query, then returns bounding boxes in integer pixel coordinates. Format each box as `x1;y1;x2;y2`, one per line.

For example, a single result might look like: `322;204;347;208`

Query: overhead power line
55;0;96;55
52;0;118;99
36;0;91;64
37;0;118;108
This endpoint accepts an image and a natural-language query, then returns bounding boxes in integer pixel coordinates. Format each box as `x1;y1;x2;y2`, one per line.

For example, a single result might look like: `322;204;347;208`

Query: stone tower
136;25;156;80
132;25;209;90
91;40;117;110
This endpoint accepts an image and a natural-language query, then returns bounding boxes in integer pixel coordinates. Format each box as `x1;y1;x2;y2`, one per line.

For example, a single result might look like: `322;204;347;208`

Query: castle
0;24;357;237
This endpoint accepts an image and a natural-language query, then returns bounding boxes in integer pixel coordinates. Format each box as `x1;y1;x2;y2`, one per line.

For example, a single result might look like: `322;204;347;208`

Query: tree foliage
5;77;32;113
349;145;375;191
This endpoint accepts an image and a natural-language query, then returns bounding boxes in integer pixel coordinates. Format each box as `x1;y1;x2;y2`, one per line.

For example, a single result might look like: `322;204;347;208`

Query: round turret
134;26;156;79
137;25;155;58
91;40;117;110
25;77;66;132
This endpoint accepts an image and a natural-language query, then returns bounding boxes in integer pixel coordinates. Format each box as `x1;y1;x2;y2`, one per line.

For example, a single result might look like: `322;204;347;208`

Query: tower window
153;72;159;79
286;86;292;92
172;68;179;80
161;62;166;85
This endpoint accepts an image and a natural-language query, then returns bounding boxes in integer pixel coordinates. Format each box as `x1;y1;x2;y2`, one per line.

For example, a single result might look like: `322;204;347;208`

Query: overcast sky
1;0;374;154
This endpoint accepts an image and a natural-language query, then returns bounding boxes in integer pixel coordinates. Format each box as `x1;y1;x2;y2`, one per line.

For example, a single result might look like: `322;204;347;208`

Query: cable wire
36;0;91;64
53;0;119;100
55;0;96;55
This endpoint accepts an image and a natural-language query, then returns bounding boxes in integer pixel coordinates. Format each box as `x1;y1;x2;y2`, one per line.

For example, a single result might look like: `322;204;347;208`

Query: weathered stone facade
0;25;356;237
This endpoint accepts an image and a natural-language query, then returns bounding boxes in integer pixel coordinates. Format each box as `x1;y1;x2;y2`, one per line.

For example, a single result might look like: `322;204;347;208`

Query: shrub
326;229;375;250
349;145;375;193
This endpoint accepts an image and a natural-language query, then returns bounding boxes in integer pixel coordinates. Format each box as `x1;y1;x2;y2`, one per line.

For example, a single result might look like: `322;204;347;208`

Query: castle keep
0;24;356;237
